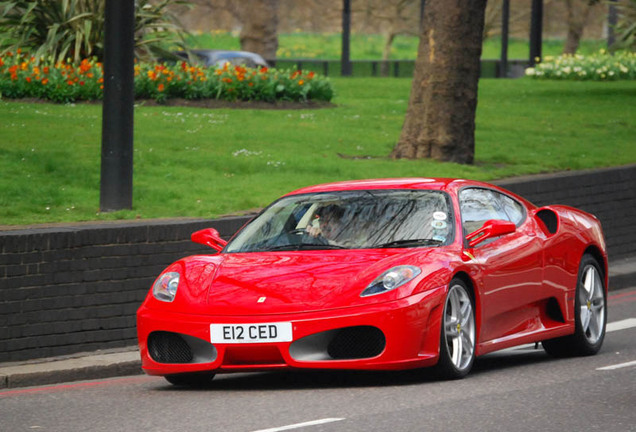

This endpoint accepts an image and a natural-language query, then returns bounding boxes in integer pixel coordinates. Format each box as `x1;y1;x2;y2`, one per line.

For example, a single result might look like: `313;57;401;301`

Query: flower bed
525;50;636;81
0;51;334;104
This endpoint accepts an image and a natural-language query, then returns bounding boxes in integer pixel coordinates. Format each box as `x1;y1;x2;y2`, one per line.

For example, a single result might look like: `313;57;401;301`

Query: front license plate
210;323;293;344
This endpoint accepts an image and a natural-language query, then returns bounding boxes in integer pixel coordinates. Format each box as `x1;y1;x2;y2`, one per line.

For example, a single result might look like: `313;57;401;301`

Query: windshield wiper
261;243;347;252
372;239;443;249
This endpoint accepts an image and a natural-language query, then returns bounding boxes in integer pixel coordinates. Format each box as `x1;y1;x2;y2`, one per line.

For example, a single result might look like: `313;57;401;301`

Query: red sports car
136;178;608;386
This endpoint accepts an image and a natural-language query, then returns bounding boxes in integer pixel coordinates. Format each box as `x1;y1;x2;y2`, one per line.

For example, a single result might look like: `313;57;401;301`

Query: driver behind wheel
306;204;346;243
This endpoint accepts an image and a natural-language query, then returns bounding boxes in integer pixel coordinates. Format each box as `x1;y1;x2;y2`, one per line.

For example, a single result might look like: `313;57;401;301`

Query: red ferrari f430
136;178;608;386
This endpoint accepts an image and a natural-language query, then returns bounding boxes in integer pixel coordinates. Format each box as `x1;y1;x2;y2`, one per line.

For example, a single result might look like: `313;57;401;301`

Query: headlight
360;265;421;297
152;272;180;302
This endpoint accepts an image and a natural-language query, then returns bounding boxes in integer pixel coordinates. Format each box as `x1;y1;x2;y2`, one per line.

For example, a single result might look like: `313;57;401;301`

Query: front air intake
148;331;194;364
327;326;386;359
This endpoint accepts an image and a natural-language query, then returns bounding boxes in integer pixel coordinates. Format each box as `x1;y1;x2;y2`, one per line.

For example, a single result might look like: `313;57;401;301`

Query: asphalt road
2;288;635;432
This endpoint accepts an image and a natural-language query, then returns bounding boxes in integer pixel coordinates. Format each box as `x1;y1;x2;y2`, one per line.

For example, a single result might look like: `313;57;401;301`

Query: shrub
0;51;334;104
0;0;190;64
525;50;636;81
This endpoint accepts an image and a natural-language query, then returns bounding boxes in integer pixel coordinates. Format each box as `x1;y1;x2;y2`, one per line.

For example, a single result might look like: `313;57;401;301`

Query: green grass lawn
189;32;607;60
1;78;635;226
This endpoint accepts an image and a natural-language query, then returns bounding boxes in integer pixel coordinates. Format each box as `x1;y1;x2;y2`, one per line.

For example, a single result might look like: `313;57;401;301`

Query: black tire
165;372;216;387
434;279;476;379
543;254;607;357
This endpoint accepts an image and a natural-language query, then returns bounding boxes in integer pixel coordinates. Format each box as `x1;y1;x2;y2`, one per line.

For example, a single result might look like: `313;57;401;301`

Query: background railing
267;58;529;78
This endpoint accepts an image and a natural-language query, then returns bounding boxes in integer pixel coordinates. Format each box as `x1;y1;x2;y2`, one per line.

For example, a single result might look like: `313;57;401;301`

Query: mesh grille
148;331;193;364
327;326;386;360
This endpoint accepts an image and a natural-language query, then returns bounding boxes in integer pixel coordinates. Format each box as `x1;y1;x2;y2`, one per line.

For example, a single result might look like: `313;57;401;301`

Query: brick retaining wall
0;217;249;362
494;164;636;259
1;165;634;362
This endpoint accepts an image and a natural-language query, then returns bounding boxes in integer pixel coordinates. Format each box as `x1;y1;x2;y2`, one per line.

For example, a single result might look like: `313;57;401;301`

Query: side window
459;188;527;234
497;193;525;226
459;188;508;234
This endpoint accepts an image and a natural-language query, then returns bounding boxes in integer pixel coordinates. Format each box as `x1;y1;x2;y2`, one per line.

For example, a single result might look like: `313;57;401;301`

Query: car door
459;188;544;347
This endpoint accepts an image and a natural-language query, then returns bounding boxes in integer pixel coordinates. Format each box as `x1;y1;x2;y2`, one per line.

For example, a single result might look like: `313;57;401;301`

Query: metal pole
500;0;510;78
100;0;135;212
607;0;618;49
341;0;352;76
529;0;543;66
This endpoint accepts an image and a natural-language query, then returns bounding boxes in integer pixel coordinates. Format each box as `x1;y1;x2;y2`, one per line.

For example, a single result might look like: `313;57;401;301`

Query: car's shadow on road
153;348;557;392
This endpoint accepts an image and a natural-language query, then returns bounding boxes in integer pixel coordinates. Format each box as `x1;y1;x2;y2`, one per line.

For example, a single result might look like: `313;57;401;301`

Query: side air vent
536;208;559;235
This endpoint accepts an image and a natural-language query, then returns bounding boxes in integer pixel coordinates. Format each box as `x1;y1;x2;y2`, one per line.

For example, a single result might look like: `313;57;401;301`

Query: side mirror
466;219;516;248
191;228;227;252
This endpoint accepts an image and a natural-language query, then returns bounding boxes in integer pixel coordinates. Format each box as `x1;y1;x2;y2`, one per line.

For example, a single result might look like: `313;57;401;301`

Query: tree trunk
391;0;487;164
239;0;279;60
381;31;396;76
563;0;592;55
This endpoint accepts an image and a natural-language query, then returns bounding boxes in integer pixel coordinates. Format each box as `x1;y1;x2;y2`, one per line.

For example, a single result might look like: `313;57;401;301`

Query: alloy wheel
444;284;476;371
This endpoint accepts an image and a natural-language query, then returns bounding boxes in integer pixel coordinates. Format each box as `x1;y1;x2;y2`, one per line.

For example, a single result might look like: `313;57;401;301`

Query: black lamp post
100;0;135;212
529;0;543;66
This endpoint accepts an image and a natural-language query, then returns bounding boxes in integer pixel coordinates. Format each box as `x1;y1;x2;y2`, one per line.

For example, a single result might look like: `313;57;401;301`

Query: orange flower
222;77;233;84
298;80;304;85
43;66;49;74
26;77;32;83
307;71;315;79
79;59;91;73
157;83;165;92
42;78;49;85
260;67;268;73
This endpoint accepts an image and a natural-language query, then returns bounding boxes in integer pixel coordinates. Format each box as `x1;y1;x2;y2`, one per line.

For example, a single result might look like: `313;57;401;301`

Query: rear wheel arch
582;245;607;284
542;252;607;357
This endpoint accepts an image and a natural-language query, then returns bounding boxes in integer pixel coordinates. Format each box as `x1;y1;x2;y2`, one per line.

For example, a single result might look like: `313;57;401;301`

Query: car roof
286;178;464;195
284;178;536;208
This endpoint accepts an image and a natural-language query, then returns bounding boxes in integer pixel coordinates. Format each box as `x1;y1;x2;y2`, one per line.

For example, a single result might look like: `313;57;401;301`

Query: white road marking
606;318;636;333
596;360;636;371
251;418;345;432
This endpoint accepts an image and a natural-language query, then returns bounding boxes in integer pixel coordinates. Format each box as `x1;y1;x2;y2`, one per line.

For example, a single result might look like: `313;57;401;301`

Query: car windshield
224;190;453;252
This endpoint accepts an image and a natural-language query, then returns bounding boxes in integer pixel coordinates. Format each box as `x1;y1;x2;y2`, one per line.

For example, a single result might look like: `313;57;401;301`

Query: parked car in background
137;178;608;387
171;49;269;68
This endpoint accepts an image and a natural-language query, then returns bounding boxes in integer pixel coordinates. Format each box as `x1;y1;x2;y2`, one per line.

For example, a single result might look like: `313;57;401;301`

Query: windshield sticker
431;220;447;230
433;211;447;221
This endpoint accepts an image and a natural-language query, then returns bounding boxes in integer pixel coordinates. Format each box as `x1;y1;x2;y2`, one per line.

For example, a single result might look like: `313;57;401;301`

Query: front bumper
136;287;446;376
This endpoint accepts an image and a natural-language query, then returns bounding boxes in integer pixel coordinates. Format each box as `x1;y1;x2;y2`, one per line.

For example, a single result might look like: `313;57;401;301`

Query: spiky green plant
0;0;191;64
613;0;636;50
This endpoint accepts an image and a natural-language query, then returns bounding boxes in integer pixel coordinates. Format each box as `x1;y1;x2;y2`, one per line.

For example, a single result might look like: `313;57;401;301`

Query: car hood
180;249;440;316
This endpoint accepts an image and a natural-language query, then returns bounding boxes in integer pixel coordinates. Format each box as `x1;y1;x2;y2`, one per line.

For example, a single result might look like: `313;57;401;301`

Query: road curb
0;350;141;390
609;256;635;291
